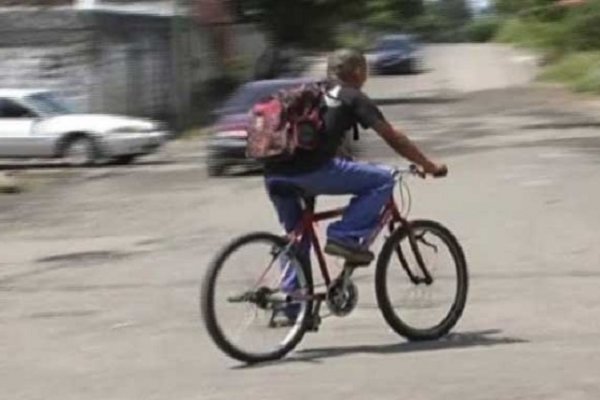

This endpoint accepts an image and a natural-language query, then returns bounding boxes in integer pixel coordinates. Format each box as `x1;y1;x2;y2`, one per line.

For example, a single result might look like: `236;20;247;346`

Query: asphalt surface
2;44;600;400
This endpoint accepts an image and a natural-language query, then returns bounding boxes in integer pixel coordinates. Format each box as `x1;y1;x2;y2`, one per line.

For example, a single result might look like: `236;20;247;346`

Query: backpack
246;82;361;162
246;82;327;162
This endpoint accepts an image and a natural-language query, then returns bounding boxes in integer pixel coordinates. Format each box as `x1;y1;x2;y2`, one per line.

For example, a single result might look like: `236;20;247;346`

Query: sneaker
269;308;297;328
268;309;320;332
324;238;374;265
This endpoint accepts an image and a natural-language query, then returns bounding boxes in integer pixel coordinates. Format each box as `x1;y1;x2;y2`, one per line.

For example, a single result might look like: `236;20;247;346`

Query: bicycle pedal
305;315;321;332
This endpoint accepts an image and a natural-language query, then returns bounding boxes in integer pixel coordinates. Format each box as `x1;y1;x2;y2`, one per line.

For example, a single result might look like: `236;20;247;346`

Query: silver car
0;89;169;165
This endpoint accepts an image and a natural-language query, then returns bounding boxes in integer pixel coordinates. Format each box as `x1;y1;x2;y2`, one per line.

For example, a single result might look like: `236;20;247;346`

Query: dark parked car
253;47;306;80
206;78;314;176
366;34;421;75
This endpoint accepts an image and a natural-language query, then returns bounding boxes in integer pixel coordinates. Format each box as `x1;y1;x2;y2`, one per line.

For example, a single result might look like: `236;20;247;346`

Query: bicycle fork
389;222;434;285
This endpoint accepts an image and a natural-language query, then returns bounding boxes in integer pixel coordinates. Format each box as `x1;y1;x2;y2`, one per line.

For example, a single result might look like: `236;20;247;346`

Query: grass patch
494;1;600;96
540;52;600;93
495;17;568;52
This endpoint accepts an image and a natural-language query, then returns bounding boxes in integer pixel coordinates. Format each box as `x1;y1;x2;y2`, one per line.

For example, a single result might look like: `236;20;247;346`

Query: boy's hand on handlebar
422;162;448;178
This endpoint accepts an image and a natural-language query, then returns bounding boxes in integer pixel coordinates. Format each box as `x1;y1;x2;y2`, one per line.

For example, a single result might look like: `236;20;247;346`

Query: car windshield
219;82;302;115
25;92;75;116
376;38;413;52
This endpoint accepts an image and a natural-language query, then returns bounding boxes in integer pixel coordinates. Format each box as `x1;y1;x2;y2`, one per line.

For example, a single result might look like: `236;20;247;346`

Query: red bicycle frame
289;197;406;288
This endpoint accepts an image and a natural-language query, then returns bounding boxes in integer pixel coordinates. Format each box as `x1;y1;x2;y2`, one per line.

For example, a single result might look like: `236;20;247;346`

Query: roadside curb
372;94;461;105
0;171;22;194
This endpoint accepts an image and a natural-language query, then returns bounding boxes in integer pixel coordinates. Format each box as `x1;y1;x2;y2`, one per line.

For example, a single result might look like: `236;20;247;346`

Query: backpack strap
322;83;361;141
352;124;359;141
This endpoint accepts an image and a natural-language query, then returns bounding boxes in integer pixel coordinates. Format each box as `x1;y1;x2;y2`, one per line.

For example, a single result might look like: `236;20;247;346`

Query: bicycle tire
200;232;313;363
375;220;468;341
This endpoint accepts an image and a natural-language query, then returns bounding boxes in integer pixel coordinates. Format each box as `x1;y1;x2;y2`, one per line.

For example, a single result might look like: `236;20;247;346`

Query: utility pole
171;0;191;134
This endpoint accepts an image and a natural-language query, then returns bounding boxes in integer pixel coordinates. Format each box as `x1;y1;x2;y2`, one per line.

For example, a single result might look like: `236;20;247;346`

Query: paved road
307;43;538;99
2;45;600;400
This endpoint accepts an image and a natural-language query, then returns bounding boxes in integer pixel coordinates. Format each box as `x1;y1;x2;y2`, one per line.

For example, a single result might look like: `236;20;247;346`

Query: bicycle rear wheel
200;232;313;363
375;220;468;341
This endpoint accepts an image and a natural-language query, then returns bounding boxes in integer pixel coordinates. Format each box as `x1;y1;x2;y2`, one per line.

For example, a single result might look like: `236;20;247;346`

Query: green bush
566;1;600;51
495;18;532;43
465;17;502;43
495;0;600;95
406;14;465;42
540;52;600;93
573;67;600;93
495;17;568;51
336;31;372;52
406;14;447;41
496;0;556;15
496;1;600;52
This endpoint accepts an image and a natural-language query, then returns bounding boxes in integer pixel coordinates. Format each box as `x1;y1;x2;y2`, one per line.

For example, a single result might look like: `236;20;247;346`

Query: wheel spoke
231;305;259;342
376;221;468;341
201;233;312;363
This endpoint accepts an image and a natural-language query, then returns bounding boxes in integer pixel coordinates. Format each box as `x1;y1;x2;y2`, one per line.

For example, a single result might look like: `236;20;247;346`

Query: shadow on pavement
373;96;460;106
296;329;526;360
233;329;526;369
209;168;263;179
521;121;600;130
370;67;432;77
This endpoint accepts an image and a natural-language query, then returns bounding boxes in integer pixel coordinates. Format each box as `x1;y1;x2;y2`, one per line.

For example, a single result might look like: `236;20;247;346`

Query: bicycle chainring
326;278;359;317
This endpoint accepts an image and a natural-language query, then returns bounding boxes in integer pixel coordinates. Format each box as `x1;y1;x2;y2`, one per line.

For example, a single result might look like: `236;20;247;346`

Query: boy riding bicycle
201;50;466;362
264;48;447;266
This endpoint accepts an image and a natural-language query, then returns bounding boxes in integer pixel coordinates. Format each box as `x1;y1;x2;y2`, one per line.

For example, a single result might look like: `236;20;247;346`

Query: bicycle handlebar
393;164;448;179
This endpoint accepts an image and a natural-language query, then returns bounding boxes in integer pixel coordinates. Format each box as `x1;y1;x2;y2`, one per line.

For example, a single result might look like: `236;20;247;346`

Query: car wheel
63;136;97;167
111;155;138;165
207;161;227;177
407;58;420;74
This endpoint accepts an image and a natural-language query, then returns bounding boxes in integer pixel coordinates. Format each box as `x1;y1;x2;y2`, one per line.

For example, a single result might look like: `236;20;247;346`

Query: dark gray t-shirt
264;84;385;175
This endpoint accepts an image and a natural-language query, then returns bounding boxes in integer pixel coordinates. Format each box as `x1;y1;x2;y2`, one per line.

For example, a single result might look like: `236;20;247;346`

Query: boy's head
326;48;368;89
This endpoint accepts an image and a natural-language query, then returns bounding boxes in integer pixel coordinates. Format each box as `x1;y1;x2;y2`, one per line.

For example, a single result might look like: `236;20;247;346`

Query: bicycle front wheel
200;232;313;363
375;220;468;341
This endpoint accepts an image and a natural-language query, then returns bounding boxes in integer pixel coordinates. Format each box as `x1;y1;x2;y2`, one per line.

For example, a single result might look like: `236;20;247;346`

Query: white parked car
0;89;170;165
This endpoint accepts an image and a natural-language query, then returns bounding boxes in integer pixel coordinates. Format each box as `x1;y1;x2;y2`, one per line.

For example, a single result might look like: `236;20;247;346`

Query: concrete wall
91;11;174;120
0;10;175;120
0;8;266;127
0;0;71;5
0;10;95;110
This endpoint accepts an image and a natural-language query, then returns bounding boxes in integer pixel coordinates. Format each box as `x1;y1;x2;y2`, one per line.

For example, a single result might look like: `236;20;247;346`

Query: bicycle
200;164;469;363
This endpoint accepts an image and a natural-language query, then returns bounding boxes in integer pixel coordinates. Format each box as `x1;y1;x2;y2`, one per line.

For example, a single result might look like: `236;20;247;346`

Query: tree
235;0;366;47
494;0;566;20
365;0;425;28
398;0;425;19
565;0;600;50
436;0;472;24
494;0;559;14
234;0;430;46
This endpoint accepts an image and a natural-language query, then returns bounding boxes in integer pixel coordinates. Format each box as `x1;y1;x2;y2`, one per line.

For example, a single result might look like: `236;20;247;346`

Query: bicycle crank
326;266;359;317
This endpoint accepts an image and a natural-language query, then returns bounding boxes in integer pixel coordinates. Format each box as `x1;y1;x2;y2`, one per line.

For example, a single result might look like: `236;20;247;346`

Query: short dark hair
326;48;366;83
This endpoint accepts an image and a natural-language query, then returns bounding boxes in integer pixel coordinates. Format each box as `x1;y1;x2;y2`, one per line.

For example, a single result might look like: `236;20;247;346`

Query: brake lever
409;164;426;179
